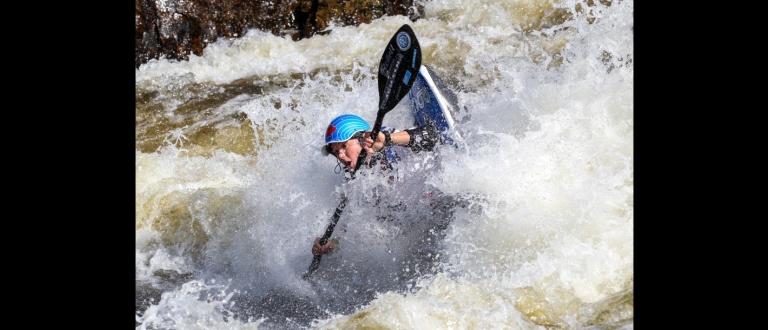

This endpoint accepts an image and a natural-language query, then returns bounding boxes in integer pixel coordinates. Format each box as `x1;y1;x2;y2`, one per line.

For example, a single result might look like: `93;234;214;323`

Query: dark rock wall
136;0;423;69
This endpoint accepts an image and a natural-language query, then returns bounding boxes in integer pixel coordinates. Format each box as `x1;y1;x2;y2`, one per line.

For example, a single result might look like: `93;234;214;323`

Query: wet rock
135;0;424;69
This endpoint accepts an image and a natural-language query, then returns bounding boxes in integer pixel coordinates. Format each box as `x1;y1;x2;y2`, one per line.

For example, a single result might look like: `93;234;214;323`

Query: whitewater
136;0;633;329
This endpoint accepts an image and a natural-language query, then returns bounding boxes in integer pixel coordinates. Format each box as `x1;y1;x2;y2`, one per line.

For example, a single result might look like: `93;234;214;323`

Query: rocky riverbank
135;0;423;69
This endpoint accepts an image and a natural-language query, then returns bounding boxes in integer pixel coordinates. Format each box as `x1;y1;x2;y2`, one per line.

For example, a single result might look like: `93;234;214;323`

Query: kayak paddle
303;24;422;278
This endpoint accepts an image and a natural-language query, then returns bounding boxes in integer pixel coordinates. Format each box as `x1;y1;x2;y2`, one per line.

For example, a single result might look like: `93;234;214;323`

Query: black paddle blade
377;24;422;112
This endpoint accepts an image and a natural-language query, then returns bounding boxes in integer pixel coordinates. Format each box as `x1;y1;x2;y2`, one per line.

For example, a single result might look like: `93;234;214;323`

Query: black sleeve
404;124;440;153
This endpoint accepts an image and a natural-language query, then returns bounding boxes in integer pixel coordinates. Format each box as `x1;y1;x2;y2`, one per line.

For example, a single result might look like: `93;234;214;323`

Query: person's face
329;137;363;170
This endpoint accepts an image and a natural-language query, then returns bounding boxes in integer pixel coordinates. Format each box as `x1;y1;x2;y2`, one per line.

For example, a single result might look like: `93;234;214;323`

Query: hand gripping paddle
304;24;422;278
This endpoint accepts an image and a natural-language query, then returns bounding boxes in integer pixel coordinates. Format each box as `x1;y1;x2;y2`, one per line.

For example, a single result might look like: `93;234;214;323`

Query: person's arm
367;130;410;151
363;126;438;153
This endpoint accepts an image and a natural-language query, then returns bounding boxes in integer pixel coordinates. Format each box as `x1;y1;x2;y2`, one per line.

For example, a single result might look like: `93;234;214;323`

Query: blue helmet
322;114;371;155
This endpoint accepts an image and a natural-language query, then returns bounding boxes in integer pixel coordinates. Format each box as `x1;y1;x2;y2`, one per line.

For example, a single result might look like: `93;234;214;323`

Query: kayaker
311;113;440;256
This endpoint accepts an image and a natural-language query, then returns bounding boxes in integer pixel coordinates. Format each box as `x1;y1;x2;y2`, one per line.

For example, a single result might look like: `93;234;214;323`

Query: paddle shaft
352;111;386;173
305;194;348;276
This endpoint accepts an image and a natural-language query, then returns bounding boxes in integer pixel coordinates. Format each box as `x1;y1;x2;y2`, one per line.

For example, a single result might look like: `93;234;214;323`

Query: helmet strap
334;158;343;174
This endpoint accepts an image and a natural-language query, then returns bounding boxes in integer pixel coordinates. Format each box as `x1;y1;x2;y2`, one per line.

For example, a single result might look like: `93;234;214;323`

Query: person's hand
311;237;338;255
361;131;386;154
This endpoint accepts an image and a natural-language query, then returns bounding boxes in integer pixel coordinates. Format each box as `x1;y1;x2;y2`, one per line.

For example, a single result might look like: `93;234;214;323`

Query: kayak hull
407;65;461;144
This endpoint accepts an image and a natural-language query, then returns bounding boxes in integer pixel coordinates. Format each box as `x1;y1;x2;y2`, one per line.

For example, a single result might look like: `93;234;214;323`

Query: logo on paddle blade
396;32;411;50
